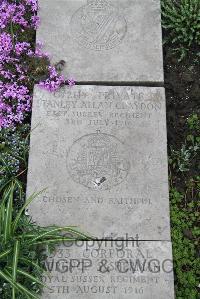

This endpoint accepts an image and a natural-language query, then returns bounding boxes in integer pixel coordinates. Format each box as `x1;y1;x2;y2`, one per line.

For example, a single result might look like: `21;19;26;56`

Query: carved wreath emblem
70;0;127;51
67;132;130;190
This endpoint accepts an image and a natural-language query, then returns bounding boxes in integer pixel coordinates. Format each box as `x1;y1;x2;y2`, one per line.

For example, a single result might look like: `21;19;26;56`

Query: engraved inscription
67;132;130;190
70;0;127;51
41;242;174;297
35;87;163;125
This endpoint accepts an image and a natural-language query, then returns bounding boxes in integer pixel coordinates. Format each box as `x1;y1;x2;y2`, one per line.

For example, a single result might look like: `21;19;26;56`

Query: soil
163;43;200;297
163;44;200;190
164;45;200;147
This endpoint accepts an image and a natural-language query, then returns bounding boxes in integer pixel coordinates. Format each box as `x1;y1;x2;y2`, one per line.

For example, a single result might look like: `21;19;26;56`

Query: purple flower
0;0;75;128
0;2;15;29
25;0;38;12
0;81;32;128
0;32;13;56
15;42;30;56
67;78;76;87
38;66;65;92
0;1;39;30
34;41;50;58
31;15;40;29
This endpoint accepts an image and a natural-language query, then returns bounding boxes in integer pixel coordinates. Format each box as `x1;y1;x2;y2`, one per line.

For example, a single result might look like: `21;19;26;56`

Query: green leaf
7;266;48;289
19;257;45;274
28;226;89;244
0;270;21;295
0;248;12;260
16;269;48;289
0;199;5;236
12;189;46;233
12;240;20;299
31;237;79;246
4;269;40;299
3;183;14;243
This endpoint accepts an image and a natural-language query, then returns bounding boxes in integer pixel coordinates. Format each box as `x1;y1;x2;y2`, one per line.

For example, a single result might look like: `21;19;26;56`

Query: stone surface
27;85;170;240
37;0;164;83
41;241;174;298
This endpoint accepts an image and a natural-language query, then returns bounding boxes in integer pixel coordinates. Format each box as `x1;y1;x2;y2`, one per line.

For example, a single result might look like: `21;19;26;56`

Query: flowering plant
0;0;74;129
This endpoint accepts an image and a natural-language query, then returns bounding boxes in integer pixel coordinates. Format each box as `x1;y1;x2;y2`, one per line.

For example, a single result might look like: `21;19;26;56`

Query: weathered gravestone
27;0;175;298
37;0;164;83
42;241;174;298
27;85;174;297
27;86;170;240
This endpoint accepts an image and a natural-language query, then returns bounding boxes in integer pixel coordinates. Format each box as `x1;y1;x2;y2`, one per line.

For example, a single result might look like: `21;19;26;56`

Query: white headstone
37;0;164;82
27;85;170;240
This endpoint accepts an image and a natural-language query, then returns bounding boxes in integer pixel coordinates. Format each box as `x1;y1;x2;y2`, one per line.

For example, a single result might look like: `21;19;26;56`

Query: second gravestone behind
27;86;171;240
37;0;164;82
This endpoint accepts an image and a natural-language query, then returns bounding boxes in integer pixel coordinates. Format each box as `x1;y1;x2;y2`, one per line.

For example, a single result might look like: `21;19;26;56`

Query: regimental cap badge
71;0;127;51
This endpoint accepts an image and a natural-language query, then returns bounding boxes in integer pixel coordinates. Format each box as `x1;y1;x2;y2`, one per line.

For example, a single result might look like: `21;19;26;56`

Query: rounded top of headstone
87;0;108;9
